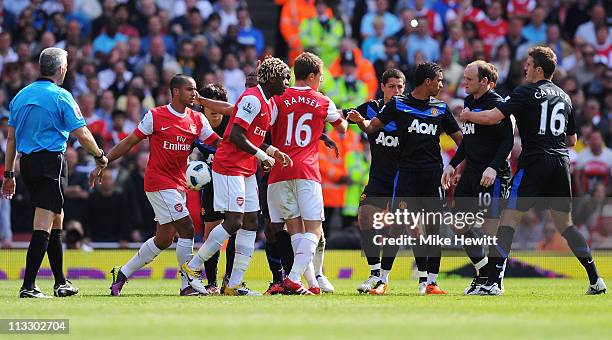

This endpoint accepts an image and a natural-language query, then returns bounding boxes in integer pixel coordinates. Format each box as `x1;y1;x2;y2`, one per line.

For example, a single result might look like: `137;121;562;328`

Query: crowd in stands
0;0;610;251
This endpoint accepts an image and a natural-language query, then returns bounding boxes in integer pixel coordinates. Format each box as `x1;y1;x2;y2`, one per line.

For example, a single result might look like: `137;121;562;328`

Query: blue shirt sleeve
58;90;86;132
7;97;15;127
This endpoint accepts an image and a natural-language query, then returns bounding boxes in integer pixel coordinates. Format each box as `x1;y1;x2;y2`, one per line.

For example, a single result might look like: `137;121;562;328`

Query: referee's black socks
47;229;67;286
22;230;50;290
562;226;600;285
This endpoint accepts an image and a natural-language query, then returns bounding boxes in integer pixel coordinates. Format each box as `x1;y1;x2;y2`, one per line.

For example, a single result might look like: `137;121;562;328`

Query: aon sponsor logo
407;119;438;135
462;122;475;135
375;132;399;147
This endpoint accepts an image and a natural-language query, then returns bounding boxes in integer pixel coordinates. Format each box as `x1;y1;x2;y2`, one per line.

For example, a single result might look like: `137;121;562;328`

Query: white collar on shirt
166;104;186;118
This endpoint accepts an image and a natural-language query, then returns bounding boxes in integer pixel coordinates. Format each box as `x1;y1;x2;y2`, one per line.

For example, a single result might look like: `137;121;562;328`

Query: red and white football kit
134;104;219;224
267;86;343;222
212;85;274;213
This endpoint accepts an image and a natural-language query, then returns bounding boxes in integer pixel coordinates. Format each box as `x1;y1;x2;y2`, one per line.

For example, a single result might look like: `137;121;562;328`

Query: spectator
592;199;612;248
92;18;128;56
322;51;368;109
279;0;319;64
0;32;18;76
373;36;409;83
221;24;241;56
63;146;90;224
412;0;443;39
506;0;536;19
498;20;527;63
95;90;116;123
537;221;571;252
477;0;508;60
360;0;401;40
204;12;224;47
61;0;92;38
103;110;129;149
123;152;156;242
85;170;131;243
361;16;385;63
522;7;547;45
131;0;158;37
215;0;238;35
575;3;610;47
134;35;179;76
545;24;574;70
0;0;17;34
569;44;598;89
444;21;473;65
300;0;344;66
406;17;439;63
439;45;463;96
140;15;176;57
91;0;116;38
222;52;245;104
594;24;611;67
445;0;485;26
79;93;107;138
236;6;265;56
177;40;198;77
114;4;139;38
172;0;213;22
575;130;612;196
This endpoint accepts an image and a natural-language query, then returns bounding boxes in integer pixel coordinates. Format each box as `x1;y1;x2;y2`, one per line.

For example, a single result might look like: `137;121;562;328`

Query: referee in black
1;47;108;298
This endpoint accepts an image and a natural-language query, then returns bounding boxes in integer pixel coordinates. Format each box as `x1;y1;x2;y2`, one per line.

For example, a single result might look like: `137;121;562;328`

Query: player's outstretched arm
197;95;234;115
460;107;505;125
346;109;384;134
88;133;142;188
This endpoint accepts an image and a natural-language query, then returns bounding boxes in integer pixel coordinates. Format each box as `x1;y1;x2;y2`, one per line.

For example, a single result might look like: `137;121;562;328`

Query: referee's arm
71;126;107;162
1;126;17;199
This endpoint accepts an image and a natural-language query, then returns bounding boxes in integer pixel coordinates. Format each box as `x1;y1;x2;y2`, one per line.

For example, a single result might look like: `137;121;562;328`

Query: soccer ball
185;161;211;190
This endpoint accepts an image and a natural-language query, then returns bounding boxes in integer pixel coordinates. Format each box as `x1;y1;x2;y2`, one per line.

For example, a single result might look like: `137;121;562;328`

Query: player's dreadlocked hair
257;57;289;84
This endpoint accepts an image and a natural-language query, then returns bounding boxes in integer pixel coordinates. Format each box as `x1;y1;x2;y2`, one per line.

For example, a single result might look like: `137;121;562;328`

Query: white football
185;160;211;190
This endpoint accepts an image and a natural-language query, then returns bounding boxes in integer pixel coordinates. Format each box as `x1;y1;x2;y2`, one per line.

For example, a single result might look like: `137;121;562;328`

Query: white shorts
212;170;260;213
145;189;190;225
267;179;324;223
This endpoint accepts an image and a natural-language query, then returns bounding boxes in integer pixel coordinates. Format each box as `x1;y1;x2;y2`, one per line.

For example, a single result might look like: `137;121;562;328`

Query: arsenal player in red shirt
90;74;221;297
182;57;293;296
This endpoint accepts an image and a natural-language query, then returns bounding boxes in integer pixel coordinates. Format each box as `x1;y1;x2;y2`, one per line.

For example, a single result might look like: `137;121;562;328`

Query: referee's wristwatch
3;171;14;179
93;149;105;161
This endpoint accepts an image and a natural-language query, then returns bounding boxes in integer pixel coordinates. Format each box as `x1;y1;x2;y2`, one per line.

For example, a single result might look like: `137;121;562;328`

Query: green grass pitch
0;278;610;339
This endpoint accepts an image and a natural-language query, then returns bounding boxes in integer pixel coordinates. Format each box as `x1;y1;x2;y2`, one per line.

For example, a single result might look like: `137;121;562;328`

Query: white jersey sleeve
137;110;153;135
270;99;278;126
199;114;217;142
324;97;341;123
234;95;262;126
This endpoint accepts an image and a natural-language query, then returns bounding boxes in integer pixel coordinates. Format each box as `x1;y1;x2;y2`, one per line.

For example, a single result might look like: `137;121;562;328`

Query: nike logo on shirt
161;126;171;131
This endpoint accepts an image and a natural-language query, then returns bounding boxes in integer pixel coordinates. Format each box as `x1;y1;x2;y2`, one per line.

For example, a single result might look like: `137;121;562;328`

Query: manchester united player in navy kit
460;46;606;295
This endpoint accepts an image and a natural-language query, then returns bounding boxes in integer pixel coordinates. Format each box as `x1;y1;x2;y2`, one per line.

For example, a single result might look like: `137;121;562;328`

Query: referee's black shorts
20;151;67;214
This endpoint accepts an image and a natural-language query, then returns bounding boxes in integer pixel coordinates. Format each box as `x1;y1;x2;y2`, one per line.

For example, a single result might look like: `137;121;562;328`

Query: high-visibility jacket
279;0;332;65
299;15;344;66
343;134;369;217
321;76;368;110
319;127;349;208
328;48;377;99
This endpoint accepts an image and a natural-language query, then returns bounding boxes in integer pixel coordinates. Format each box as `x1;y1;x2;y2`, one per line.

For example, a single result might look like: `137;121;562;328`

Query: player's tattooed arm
459;107;505;125
196;96;234;115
